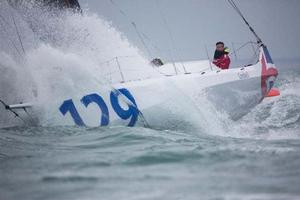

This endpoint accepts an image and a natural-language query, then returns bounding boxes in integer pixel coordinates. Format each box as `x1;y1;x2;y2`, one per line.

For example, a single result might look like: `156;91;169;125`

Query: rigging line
228;41;259;66
247;45;260;65
229;41;256;57
98;57;119;65
108;0;172;79
227;0;263;44
154;0;177;74
0;99;26;124
108;0;172;77
131;22;153;59
10;10;26;55
155;0;188;74
22;106;36;124
109;0;127;17
231;42;238;61
250;41;258;58
109;0;153;59
141;32;164;55
113;87;150;128
24;109;34;121
99;55;142;66
0;15;23;58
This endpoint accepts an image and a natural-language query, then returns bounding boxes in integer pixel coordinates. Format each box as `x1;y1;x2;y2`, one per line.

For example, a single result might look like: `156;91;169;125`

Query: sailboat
0;0;278;129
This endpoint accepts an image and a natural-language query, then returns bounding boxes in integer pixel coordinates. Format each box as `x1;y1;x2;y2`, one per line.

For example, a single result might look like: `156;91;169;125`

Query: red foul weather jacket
213;54;231;70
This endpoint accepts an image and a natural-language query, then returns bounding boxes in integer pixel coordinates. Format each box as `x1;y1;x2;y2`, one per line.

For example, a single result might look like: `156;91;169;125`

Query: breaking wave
0;1;160;126
0;0;160;101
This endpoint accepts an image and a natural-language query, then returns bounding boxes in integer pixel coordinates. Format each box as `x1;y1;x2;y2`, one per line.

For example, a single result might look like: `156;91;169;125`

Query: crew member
213;41;231;70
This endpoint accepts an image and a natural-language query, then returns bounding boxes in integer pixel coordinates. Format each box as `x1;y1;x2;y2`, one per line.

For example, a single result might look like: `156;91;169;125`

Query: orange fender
266;88;280;97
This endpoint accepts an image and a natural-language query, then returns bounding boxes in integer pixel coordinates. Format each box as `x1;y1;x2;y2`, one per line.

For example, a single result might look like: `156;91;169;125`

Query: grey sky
79;0;300;61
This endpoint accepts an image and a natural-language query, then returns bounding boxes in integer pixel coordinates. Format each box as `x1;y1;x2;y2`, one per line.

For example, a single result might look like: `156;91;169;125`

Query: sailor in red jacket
213;41;231;70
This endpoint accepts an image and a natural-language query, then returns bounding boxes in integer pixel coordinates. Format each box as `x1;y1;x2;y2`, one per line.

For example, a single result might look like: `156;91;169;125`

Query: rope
155;0;188;74
0;14;23;58
229;41;257;57
111;87;150;128
5;0;26;56
109;0;153;59
227;0;263;44
109;0;177;79
11;13;26;55
247;45;260;65
141;32;164;56
108;0;191;76
131;22;153;59
228;41;260;67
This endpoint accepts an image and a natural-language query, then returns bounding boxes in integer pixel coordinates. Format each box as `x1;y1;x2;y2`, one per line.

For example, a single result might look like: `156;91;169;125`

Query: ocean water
1;2;300;199
1;68;300;200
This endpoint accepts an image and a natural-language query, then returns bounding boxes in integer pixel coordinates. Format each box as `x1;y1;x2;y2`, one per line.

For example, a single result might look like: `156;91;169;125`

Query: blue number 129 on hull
59;88;139;127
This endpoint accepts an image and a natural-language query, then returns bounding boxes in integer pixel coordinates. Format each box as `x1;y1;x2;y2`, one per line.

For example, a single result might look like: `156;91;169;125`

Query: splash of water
0;1;161;126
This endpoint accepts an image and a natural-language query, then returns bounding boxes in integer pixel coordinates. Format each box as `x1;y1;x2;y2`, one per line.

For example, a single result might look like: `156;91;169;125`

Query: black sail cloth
7;0;81;11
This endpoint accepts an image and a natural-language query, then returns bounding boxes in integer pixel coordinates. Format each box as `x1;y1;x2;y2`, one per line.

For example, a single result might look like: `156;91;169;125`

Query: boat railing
99;41;261;84
99;55;161;84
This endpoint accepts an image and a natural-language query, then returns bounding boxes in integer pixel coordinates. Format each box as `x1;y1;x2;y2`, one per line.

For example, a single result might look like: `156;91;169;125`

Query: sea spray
0;1;160;126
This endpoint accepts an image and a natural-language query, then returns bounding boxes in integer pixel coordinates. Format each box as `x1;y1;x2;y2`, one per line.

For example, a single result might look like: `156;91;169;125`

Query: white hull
0;46;278;129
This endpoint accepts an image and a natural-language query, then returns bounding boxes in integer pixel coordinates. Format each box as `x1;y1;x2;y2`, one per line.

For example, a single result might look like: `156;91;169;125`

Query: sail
41;0;81;11
7;0;81;11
